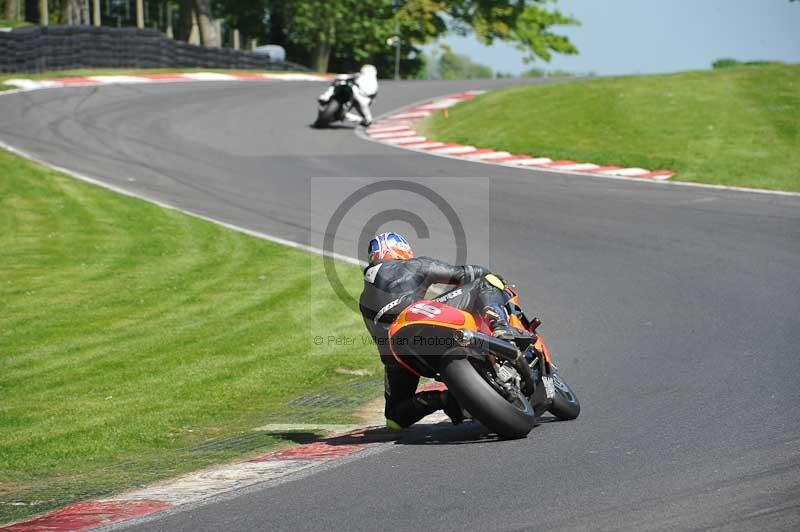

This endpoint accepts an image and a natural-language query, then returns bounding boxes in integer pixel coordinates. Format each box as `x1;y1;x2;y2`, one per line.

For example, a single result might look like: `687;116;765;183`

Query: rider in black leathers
359;232;514;429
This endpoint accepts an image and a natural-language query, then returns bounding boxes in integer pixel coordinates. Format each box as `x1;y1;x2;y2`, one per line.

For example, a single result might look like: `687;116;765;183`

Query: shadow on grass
185;430;319;453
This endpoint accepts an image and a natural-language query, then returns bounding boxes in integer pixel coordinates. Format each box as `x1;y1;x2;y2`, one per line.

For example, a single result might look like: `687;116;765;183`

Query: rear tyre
314;100;340;128
548;372;580;420
441;351;537;439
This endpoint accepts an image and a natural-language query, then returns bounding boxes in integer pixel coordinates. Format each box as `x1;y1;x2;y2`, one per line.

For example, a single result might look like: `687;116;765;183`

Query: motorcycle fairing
389;300;477;377
388;292;555;377
390;300;476;332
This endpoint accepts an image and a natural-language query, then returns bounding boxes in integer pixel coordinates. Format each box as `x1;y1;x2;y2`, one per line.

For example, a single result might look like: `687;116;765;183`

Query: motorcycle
314;76;356;128
388;282;580;439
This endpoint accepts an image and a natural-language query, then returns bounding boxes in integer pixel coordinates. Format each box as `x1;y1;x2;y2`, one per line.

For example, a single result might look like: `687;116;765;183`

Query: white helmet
360;64;377;79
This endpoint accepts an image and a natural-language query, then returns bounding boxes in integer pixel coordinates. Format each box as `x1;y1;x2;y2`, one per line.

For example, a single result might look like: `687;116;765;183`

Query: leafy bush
712;58;740;69
713;58;784;69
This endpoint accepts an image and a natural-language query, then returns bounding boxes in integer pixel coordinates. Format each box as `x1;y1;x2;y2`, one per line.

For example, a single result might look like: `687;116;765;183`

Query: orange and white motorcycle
389;283;580;439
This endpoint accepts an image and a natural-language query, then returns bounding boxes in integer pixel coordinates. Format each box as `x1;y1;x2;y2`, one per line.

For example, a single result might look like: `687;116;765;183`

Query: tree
520;67;545;78
288;0;353;72
194;0;220;47
59;0;84;24
247;0;578;75
4;0;18;21
435;43;493;79
275;0;427;73
509;3;578;63
178;0;195;41
447;0;578;61
213;0;267;47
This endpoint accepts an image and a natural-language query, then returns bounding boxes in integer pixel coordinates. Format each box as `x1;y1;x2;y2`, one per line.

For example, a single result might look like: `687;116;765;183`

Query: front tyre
548;372;580;420
314;100;340;128
441;351;537;439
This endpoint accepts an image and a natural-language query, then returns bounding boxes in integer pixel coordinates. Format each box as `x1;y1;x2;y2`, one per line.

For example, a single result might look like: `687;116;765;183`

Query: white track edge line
0;139;366;266
357;95;800;198
0;73;331;97
93;443;393;532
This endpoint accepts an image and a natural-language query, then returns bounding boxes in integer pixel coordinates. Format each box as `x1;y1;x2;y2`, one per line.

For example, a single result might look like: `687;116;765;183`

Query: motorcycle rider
318;64;378;126
359;231;516;429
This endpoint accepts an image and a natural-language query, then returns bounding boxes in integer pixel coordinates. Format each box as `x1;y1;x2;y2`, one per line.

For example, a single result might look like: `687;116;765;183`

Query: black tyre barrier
0;25;308;73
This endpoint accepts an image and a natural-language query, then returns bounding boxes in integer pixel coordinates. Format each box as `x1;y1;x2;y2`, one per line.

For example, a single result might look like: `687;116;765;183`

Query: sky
432;0;800;76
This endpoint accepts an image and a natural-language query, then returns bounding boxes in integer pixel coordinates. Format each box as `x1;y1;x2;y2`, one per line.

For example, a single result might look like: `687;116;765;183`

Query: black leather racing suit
359;257;506;427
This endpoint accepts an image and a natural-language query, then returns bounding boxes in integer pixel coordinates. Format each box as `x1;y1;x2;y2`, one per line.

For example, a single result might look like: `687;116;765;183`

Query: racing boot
441;391;465;425
412;390;465;425
416;390;464;425
387;390;465;427
482;304;515;341
387;390;450;429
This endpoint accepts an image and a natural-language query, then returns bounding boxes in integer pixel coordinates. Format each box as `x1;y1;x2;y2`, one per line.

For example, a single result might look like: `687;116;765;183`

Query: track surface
2;80;799;531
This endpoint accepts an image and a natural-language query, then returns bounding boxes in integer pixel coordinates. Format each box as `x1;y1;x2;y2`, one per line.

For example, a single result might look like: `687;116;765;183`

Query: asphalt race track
2;80;799;531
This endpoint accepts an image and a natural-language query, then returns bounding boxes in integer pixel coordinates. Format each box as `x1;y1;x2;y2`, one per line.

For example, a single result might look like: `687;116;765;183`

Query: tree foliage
213;0;578;75
269;0;441;74
448;0;578;60
509;3;578;63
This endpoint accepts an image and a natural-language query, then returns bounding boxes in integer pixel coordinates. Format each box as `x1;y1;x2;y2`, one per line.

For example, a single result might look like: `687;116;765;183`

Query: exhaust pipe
454;329;536;396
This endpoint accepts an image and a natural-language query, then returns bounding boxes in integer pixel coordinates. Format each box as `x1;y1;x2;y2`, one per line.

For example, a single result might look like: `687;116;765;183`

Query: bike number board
402;300;469;327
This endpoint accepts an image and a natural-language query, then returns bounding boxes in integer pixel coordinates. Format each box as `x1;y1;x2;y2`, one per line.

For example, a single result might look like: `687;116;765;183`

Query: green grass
418;65;800;191
0;149;381;524
0;18;31;28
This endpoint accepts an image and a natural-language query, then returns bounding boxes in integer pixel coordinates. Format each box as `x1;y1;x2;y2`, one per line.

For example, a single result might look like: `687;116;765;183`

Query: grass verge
0;148;381;524
0;18;31;29
418;65;800;191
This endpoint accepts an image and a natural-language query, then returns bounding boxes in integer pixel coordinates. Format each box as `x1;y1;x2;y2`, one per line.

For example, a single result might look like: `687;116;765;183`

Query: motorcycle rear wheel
441;350;537;439
314;100;340;128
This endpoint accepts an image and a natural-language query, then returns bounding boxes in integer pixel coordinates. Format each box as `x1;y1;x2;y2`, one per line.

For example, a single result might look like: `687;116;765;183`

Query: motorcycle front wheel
441;350;537;439
314;100;340;128
548;371;580;420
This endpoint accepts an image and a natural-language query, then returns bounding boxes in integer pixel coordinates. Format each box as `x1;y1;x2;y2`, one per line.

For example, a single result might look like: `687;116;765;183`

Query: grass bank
0;149;381;524
418;64;800;191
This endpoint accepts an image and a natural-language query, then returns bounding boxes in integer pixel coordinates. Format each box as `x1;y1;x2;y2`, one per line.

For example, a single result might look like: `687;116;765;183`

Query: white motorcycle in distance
314;65;378;128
